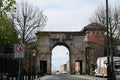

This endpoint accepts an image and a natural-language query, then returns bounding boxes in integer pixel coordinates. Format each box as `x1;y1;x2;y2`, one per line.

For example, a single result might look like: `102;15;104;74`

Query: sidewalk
72;75;107;80
34;75;50;80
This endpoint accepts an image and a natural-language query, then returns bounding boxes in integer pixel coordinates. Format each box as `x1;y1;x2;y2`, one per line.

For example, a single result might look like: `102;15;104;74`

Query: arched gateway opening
51;45;70;74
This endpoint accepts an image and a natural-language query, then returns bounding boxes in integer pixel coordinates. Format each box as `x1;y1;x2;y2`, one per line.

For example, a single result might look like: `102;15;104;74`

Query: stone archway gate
35;31;86;74
35;23;105;75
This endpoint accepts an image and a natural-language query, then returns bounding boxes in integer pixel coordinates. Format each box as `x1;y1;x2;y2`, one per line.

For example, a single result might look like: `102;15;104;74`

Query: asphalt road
34;74;107;80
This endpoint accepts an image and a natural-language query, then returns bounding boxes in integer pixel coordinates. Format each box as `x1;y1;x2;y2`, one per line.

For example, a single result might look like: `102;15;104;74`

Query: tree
90;5;120;39
0;13;19;53
0;0;16;26
11;1;47;74
90;5;120;80
0;0;16;12
12;1;47;44
0;0;19;53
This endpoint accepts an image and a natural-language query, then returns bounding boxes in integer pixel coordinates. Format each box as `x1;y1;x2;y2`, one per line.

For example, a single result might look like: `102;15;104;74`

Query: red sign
16;44;23;52
14;44;25;58
32;49;36;56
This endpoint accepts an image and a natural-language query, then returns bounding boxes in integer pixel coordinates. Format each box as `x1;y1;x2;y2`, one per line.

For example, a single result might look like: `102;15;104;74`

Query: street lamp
106;0;112;80
28;48;32;80
32;49;36;79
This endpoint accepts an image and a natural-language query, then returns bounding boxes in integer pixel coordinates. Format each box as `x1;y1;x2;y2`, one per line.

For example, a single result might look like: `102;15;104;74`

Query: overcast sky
16;0;120;31
16;0;120;71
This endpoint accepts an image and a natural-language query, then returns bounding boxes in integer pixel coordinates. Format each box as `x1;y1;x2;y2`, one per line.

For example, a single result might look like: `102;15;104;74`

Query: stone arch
35;23;105;75
36;31;86;74
51;42;71;52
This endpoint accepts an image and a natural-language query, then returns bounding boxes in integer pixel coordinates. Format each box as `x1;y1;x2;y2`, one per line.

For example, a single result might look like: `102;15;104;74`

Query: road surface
34;74;107;80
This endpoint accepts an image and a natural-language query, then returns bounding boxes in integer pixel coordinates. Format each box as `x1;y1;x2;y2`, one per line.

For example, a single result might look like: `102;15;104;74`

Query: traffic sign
32;49;36;56
14;44;25;58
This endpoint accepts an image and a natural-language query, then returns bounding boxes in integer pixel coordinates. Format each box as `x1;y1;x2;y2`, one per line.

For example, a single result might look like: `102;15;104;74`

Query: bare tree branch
11;1;47;44
89;5;120;41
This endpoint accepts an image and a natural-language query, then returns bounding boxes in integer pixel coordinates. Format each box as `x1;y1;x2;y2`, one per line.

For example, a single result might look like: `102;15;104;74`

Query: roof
81;22;105;32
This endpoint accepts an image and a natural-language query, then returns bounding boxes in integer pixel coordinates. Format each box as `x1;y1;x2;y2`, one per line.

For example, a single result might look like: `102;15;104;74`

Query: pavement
34;75;107;80
34;75;50;80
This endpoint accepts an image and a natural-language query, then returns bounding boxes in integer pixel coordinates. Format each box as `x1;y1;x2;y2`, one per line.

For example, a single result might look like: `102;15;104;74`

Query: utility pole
106;0;111;80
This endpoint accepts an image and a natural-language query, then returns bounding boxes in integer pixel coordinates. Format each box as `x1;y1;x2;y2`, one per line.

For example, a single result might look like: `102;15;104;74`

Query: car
61;71;68;74
56;70;60;74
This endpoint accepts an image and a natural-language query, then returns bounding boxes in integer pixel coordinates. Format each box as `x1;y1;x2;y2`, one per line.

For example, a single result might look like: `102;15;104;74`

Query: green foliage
0;0;17;53
0;0;16;30
0;13;19;52
0;0;16;12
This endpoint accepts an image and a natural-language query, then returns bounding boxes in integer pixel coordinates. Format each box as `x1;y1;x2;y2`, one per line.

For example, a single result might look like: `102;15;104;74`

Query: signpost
14;43;25;80
14;44;25;58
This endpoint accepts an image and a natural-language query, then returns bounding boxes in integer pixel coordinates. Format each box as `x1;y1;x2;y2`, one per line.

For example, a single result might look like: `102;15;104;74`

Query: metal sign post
18;58;21;80
14;43;25;80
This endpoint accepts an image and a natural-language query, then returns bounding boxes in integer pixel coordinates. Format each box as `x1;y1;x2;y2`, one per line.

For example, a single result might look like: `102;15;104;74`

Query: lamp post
32;49;36;79
28;52;31;80
106;0;111;80
28;47;36;80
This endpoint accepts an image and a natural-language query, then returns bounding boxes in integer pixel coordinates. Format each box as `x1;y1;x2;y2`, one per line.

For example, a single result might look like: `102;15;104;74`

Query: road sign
14;44;25;58
32;49;36;56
